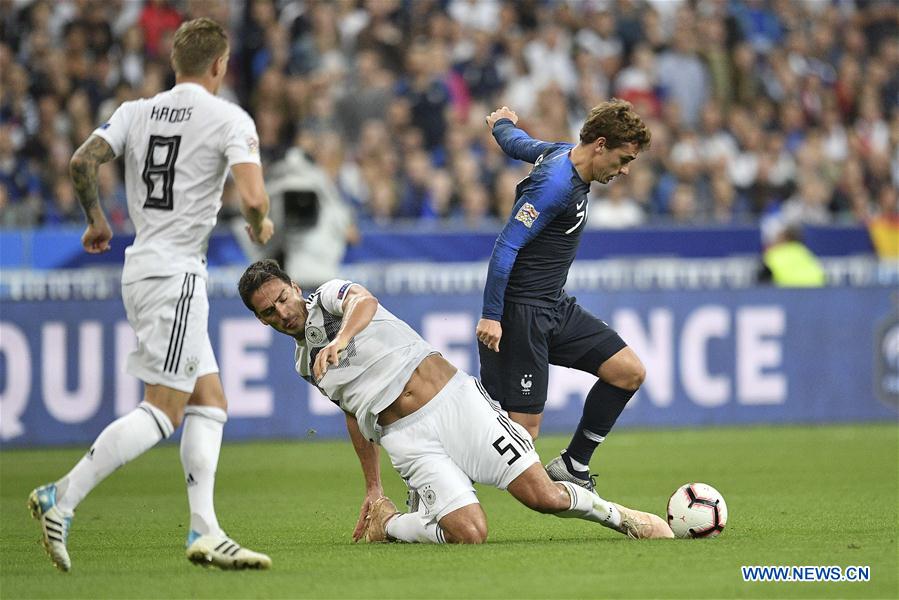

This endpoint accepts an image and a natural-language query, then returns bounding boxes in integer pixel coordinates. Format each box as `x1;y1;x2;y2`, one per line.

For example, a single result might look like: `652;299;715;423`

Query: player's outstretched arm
231;162;274;245
486;106;519;129
70;135;115;253
486;106;553;164
345;412;385;542
313;284;379;379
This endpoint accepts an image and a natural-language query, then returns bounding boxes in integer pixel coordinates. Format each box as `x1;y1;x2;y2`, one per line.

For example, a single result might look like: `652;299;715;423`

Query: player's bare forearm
314;286;379;379
232;162;273;244
69;135;115;225
345;413;382;494
336;295;378;347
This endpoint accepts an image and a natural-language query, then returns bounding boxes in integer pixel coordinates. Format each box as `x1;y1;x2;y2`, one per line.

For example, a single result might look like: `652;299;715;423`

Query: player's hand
476;318;503;352
81;221;113;254
352;493;383;542
486;106;518;130
247;217;274;245
313;337;347;380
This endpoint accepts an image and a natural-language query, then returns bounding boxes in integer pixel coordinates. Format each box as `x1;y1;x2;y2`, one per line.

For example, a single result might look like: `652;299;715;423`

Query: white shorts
379;371;539;523
122;273;218;393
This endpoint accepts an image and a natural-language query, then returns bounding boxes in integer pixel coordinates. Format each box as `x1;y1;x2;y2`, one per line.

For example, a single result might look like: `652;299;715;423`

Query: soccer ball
667;483;728;538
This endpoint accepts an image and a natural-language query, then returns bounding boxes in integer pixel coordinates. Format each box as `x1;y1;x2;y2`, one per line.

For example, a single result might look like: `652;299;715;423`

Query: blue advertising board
1;287;895;448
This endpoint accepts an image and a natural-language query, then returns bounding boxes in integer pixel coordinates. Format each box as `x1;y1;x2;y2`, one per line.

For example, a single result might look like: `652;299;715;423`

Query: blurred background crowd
0;0;897;235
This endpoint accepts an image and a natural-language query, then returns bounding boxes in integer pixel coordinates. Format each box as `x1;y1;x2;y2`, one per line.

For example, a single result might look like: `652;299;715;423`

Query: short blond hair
171;17;228;77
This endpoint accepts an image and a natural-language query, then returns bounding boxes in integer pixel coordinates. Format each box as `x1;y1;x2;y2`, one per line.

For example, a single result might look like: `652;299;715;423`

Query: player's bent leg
144;382;194;429
506;463;571;513
597;346;645;391
436;504;488;544
555;481;672;539
28;388;180;571
506;411;543;440
508;465;672;539
376;500;487;544
551;346;644;487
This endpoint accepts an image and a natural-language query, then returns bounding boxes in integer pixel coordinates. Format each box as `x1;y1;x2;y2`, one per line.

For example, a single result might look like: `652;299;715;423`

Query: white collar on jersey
171;82;210;95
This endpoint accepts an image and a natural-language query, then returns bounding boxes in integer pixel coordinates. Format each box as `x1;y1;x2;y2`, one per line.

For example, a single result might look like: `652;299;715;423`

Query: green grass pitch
1;423;896;599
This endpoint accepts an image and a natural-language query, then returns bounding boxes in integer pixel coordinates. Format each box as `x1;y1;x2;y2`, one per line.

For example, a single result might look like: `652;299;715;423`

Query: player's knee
626;360;646;391
447;520;488;544
147;402;184;428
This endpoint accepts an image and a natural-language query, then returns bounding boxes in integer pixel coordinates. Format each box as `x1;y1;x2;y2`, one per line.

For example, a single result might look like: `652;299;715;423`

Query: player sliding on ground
238;260;673;543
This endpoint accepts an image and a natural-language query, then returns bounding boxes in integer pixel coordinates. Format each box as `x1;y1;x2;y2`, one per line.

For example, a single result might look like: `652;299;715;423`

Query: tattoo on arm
69;135;115;224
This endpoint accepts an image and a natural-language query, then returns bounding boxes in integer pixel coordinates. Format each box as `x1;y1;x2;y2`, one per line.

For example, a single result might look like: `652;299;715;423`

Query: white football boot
186;530;272;570
28;483;72;572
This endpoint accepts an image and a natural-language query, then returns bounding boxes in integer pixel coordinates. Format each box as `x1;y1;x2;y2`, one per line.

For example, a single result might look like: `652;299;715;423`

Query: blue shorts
478;295;626;414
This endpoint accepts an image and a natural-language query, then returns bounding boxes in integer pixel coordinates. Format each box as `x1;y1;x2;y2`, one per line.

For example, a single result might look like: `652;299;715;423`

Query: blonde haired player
29;18;273;571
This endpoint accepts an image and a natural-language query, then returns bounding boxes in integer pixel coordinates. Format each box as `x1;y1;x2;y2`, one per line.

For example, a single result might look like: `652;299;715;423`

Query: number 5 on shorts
492;436;521;465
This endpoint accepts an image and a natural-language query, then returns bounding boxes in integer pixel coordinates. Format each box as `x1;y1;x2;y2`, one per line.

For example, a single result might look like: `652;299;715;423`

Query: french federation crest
874;299;899;410
514;202;540;228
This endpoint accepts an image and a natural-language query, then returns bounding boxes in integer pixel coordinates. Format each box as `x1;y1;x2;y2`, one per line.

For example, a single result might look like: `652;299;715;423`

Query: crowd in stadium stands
0;0;896;235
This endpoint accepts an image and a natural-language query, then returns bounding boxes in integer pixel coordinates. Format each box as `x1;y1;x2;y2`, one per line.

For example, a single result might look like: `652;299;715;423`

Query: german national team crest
184;357;199;377
514;202;540;228
420;486;437;508
306;325;327;346
874;299;899;410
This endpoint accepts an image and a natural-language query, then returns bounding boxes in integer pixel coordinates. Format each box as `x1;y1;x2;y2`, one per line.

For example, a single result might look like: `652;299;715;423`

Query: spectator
138;0;181;59
656;20;709;129
867;185;899;259
588;180;645;229
0;0;894;231
758;223;826;287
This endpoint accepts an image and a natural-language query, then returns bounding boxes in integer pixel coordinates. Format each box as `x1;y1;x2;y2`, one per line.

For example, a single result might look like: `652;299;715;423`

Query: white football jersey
294;279;437;442
93;82;260;283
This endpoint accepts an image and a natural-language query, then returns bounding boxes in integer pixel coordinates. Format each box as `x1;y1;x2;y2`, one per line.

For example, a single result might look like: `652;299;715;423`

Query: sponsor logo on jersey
247;136;259;154
514;202;539;228
337;282;352;300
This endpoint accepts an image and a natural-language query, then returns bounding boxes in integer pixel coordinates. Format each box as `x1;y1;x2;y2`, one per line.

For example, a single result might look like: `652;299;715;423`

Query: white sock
180;405;226;536
569;456;590;472
385;512;447;543
554;481;622;529
56;402;173;515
